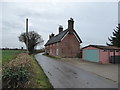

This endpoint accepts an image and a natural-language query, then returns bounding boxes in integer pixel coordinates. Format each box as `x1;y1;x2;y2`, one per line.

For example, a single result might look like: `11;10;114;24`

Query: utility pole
26;18;29;53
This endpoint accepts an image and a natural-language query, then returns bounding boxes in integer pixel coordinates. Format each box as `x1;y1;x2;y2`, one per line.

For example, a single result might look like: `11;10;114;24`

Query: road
35;53;118;88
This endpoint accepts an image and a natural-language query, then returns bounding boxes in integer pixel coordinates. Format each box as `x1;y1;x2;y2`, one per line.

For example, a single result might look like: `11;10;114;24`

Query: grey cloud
118;1;120;24
2;21;23;30
18;9;41;18
1;2;118;48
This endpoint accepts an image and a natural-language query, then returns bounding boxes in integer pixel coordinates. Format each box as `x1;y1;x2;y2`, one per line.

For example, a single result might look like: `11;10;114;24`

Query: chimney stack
51;33;54;37
49;33;54;39
59;25;63;33
68;18;74;33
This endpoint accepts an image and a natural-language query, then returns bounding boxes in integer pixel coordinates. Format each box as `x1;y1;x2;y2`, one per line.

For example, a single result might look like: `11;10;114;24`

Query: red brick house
44;18;82;57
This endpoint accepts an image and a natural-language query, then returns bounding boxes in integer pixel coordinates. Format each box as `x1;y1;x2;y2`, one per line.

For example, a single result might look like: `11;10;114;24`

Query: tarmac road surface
35;53;118;88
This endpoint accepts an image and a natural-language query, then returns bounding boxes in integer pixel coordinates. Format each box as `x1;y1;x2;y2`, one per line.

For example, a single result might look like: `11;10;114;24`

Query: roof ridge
54;29;68;37
44;29;68;46
83;45;120;50
45;29;82;46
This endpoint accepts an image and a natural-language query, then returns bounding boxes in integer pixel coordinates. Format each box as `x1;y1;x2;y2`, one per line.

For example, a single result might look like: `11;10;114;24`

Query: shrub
2;66;30;88
76;49;82;58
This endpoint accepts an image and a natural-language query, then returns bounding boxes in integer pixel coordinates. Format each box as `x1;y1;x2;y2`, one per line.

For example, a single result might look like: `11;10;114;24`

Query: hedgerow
2;66;30;88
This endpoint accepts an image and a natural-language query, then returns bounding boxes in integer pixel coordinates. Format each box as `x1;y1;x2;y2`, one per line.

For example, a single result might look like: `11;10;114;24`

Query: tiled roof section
82;45;120;50
45;29;68;46
45;29;82;46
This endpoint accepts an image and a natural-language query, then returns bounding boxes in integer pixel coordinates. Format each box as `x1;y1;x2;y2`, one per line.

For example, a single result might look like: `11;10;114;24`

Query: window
56;49;58;55
62;48;63;53
50;49;52;54
116;50;119;52
103;50;107;52
110;50;113;52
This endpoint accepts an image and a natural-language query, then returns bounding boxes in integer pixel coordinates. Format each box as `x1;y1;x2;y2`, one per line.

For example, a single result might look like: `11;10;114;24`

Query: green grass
0;50;2;65
2;50;25;64
31;55;53;88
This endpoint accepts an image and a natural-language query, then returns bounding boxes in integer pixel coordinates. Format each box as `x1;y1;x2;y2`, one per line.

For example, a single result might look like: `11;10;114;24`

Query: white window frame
56;49;58;55
50;49;52;54
73;32;81;43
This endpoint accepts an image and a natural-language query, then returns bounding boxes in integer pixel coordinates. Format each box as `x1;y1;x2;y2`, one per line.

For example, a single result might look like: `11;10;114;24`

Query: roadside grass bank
2;51;53;88
1;50;24;89
31;55;53;88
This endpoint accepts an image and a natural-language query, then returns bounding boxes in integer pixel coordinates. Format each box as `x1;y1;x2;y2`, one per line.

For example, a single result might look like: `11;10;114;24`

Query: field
2;50;25;64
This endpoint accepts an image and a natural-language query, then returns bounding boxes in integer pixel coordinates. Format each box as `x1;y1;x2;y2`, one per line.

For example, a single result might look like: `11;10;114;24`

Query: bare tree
19;31;44;54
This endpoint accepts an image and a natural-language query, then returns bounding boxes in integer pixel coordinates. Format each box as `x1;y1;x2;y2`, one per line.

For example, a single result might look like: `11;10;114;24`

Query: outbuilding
82;45;120;64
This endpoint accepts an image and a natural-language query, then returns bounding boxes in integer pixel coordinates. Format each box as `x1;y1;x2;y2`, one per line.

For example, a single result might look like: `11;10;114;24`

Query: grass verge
30;55;53;88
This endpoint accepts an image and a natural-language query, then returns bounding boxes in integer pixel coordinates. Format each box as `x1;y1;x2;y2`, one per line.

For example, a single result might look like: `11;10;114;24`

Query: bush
76;50;82;58
2;66;30;88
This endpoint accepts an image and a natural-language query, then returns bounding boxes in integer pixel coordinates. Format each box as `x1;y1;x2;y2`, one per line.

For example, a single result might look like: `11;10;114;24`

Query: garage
84;49;99;62
82;45;120;64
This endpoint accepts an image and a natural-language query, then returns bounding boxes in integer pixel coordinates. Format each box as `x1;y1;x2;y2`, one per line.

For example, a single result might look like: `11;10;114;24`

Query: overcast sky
1;0;118;49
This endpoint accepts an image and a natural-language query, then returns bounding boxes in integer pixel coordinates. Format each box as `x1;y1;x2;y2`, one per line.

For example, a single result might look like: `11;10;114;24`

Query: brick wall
59;33;80;57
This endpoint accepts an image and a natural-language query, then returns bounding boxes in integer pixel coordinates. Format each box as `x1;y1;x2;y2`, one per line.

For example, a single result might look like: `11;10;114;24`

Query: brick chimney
59;25;63;33
51;33;54;37
68;18;74;33
49;33;54;39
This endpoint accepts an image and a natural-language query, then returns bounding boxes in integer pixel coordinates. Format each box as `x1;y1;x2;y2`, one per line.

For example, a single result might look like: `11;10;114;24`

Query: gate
110;55;120;64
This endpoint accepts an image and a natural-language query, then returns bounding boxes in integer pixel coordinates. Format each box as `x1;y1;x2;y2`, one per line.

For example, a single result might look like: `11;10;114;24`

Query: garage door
84;50;99;62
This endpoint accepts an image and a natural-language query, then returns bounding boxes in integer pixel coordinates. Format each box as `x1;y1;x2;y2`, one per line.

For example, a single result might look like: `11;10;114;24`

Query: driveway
60;58;118;82
35;53;118;88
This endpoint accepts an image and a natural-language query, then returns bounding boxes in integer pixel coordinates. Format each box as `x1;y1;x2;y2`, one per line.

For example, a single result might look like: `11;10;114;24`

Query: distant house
44;18;82;57
82;45;120;64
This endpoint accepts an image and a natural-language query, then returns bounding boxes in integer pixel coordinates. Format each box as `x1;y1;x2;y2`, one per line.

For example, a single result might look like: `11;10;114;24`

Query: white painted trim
61;32;69;41
61;31;81;43
73;32;81;43
50;49;52;54
56;49;58;55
